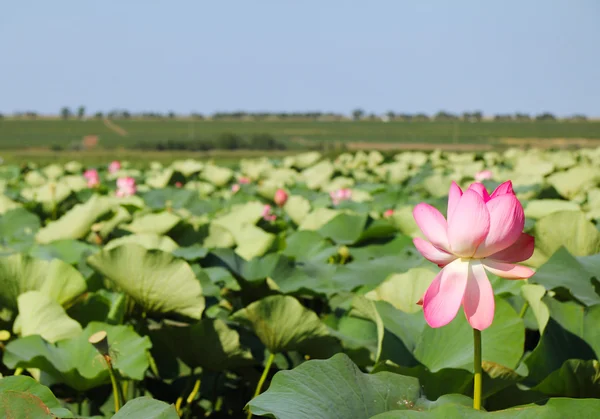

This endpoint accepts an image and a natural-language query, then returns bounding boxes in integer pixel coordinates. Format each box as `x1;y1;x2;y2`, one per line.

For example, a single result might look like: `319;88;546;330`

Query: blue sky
1;0;598;116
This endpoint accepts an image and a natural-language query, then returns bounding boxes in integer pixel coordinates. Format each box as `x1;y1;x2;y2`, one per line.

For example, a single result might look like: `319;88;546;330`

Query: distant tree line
131;133;289;152
0;107;593;122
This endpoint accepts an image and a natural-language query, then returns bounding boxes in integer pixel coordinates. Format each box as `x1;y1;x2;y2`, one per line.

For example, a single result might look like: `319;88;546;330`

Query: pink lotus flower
274;189;288;207
384;209;394;218
175;182;183;188
116;177;136;197
108;161;121;174
239;177;251;184
475;170;493;182
83;169;100;188
413;181;534;331
231;184;241;193
330;188;352;205
262;204;276;222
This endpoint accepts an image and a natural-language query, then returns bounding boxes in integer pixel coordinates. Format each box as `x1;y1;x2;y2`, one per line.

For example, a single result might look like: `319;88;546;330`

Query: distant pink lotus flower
274;189;288;207
262;204;276;221
412;181;534;330
231;184;241;193
238;177;251;184
330;188;352;205
475;170;493;182
108;161;121;174
384;209;394;218
116;177;136;197
175;182;183;188
83;169;100;188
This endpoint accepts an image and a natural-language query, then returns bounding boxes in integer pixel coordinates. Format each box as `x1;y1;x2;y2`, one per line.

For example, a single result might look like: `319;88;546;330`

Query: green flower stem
104;355;123;413
473;328;482;410
186;377;201;405
50;183;57;221
247;352;276;419
519;301;529;318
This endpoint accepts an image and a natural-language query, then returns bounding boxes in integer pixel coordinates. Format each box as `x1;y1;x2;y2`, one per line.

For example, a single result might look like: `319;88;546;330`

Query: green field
1;119;600;149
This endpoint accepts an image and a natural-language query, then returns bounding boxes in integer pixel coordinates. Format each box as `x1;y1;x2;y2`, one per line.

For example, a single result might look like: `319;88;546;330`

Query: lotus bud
274;189;288;207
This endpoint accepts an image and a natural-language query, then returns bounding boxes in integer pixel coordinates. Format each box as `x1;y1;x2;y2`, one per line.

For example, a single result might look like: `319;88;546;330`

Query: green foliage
0;150;597;417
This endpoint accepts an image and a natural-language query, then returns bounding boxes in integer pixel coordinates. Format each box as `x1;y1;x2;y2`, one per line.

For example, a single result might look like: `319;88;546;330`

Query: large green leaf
283;195;311;225
211;201;276;259
35;194;115;244
347;296;385;362
0;194;21;214
248;353;472;419
0;208;40;251
0;391;55;418
151;318;254;371
365;268;435;314
89;205;132;240
0;253;86;309
331;254;425;295
531;211;600;266
142;188;196;210
524;316;597;386
298;208;340;230
233;224;276;260
532;359;600;398
542;298;600;359
113;397;178;419
67;289;127;328
14;291;82;343
87;244;205;319
301;160;334;189
104;233;179;252
171;244;209;261
122;212;181;235
21;181;72;212
530;247;600;306
523;199;580;219
281;230;337;262
203;223;235;248
414;298;524;372
0;376;73;418
370;397;600;418
201;164;233;186
145;168;175;189
520;284;549;333
318;213;368;245
546;165;600;199
170;159;204;176
3;322;152;392
28;239;98;265
231;295;340;357
348;296;424;367
372;361;473;402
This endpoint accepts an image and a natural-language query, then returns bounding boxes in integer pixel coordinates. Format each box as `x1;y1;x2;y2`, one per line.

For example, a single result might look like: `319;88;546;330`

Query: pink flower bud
274;189;288;207
330;188;352;205
108;161;121;174
116;177;136;197
475;170;493;182
84;169;100;188
262;204;276;221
